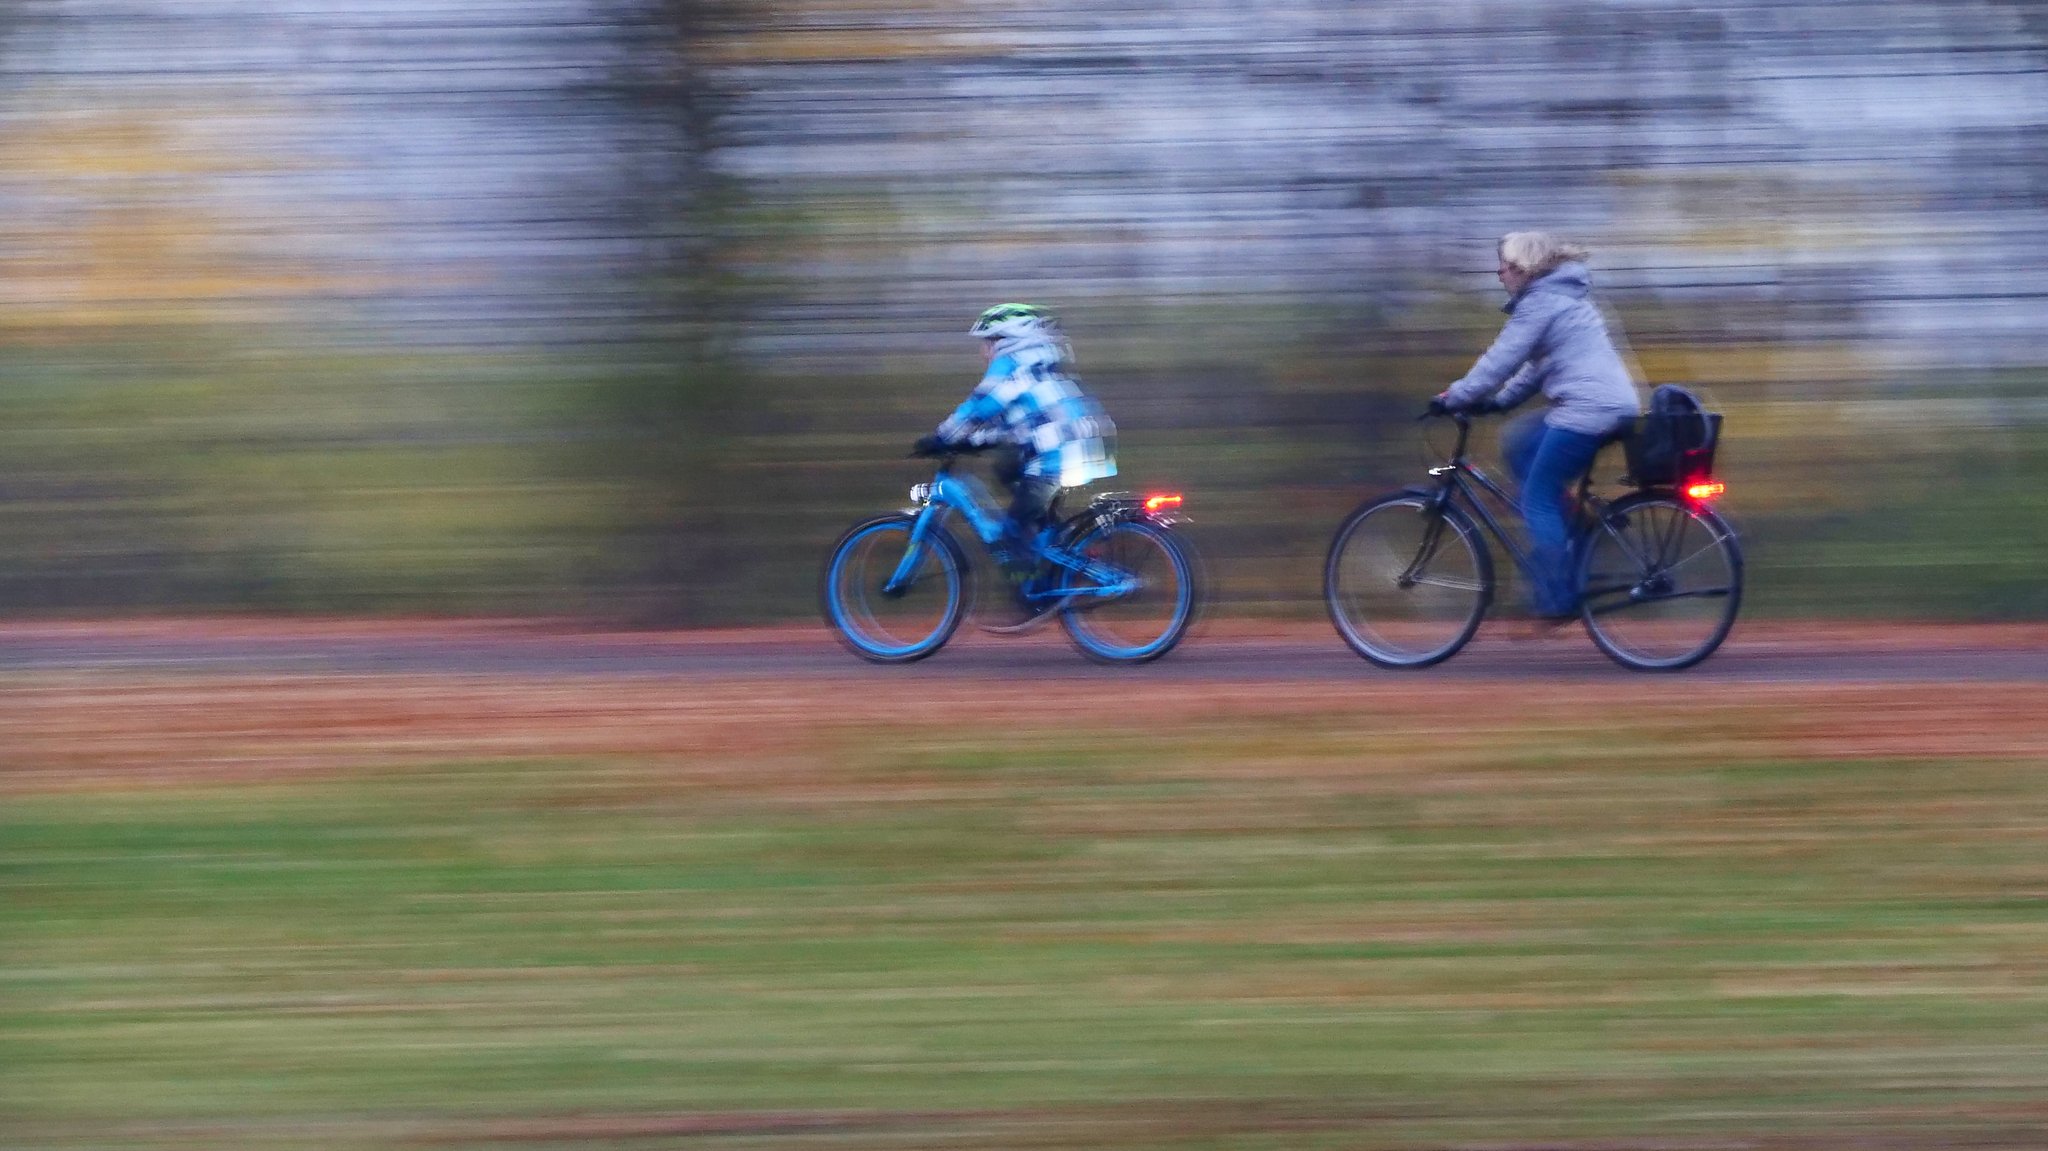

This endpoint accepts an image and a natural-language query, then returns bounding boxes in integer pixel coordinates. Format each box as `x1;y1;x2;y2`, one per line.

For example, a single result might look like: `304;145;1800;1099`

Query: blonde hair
1498;231;1589;278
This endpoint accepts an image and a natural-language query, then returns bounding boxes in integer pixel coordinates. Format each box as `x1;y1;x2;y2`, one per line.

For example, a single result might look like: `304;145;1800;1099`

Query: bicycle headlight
908;482;934;505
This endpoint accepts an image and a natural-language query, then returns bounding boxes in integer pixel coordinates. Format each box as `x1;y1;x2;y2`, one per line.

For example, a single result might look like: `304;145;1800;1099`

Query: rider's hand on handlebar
1426;393;1500;418
910;434;951;458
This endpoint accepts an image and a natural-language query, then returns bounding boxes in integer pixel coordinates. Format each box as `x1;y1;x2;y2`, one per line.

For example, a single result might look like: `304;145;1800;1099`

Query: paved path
2;622;2042;682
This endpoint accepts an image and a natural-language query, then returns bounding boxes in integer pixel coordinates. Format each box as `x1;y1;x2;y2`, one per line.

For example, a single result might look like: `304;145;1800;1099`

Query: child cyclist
913;303;1118;632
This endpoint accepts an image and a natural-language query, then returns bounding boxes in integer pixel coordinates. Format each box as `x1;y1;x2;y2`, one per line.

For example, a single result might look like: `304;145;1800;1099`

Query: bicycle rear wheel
1577;494;1742;671
822;514;967;662
1325;494;1492;668
1057;519;1196;663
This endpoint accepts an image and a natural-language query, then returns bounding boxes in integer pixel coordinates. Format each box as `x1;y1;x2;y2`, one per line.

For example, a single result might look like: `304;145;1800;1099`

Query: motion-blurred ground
6;621;2047;1149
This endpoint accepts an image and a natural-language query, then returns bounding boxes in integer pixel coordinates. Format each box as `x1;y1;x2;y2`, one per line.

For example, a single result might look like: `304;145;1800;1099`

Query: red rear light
1684;479;1726;503
1144;493;1183;513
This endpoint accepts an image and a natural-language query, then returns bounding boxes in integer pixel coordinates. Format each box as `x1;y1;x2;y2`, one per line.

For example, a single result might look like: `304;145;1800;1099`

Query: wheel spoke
824;518;964;662
1579;497;1741;670
1408;573;1486;592
1058;521;1194;662
1652;505;1685;568
1661;536;1731;578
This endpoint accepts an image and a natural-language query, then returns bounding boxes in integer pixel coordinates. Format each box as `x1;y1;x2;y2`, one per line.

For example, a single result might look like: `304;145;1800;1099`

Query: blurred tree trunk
584;0;757;623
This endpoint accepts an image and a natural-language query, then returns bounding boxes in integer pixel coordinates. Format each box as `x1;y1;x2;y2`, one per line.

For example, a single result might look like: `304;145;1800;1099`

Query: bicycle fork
881;505;945;597
1398;501;1455;590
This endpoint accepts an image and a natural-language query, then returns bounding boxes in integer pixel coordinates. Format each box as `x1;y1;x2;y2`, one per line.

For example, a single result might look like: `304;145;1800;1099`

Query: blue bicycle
823;448;1199;663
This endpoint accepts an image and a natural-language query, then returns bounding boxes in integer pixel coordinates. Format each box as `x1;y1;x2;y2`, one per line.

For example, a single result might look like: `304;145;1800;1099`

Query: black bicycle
1324;410;1742;671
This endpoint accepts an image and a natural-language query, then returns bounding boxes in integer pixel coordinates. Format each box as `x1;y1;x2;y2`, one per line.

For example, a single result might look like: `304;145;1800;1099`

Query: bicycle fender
1376;484;1452;512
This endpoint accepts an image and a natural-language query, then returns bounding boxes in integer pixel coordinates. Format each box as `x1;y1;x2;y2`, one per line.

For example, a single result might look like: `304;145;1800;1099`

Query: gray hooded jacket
1443;261;1641;436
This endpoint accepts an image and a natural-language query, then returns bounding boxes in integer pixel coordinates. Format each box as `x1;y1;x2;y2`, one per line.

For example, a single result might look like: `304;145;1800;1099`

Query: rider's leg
1500;406;1549;491
981;473;1062;632
985;447;1030;569
1001;475;1060;573
1520;423;1605;617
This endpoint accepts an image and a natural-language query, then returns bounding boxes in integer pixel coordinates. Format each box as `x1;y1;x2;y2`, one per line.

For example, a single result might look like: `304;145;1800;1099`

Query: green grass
6;727;2048;1149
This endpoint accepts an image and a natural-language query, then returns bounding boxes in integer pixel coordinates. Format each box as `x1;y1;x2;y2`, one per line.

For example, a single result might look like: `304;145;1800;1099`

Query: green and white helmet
969;302;1056;342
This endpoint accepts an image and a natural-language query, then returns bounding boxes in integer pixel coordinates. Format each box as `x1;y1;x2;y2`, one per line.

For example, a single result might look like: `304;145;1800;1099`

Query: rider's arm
935;355;1018;445
1442;295;1557;409
935;390;1000;443
1491;361;1548;410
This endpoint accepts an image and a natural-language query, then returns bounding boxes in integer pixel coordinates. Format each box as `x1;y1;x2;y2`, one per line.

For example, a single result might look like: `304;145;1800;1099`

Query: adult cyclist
1436;232;1642;620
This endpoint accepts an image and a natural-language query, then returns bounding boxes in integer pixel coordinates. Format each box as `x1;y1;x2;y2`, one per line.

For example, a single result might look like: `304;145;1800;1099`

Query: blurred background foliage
0;0;2043;622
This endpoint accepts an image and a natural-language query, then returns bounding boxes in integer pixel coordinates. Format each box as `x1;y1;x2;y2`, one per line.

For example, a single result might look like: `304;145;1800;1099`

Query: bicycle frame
886;458;1138;602
1411;415;1603;591
1418;416;1731;620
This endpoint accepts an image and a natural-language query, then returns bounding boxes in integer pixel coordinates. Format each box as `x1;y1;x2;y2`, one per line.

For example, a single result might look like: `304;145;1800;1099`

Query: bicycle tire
1576;493;1742;671
1057;519;1197;664
822;514;968;663
1325;493;1493;668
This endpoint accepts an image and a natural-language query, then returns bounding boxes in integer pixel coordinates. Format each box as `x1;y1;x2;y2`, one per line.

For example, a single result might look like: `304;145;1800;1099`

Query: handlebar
1421;399;1500;421
1416;402;1482;466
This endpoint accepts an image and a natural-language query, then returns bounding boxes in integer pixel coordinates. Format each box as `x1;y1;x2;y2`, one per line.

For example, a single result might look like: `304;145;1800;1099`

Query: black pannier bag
1625;384;1721;487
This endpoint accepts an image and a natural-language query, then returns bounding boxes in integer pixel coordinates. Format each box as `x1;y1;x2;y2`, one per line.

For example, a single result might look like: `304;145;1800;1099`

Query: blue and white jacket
936;335;1118;487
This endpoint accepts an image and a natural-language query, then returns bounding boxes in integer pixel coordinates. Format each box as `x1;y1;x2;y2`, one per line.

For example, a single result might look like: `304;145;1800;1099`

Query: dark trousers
993;448;1059;570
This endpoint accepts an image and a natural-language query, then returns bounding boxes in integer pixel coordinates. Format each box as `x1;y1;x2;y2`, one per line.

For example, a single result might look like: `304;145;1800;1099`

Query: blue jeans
1502;412;1605;617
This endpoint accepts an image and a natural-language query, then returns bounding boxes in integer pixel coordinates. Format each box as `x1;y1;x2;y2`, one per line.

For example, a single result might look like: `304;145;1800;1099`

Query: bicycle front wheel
822;514;967;663
1577;494;1742;671
1057;519;1197;663
1325;494;1492;668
